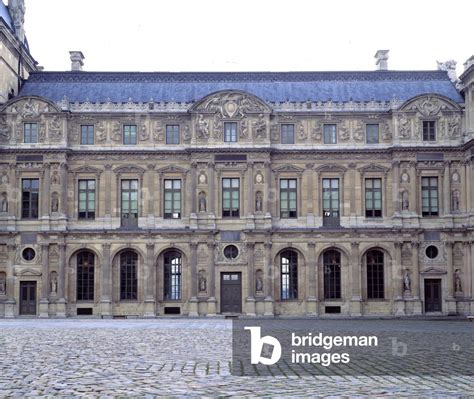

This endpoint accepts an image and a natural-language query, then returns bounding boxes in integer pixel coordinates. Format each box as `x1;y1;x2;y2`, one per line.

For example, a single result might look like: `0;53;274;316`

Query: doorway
424;279;442;312
220;272;242;313
19;281;37;316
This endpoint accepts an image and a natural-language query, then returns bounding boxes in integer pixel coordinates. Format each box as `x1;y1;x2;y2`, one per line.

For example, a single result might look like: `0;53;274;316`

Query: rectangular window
281;124;295;144
24;123;38;143
123;125;137;145
322;178;339;226
166;125;180;145
21;178;39;219
222;178;240;217
323;124;337;144
366;124;379;144
224;122;237;142
280;179;297;218
421;177;439;216
422;121;436;141
121;180;138;226
164;179;181;219
78;179;96;219
365;178;382;218
80;125;94;145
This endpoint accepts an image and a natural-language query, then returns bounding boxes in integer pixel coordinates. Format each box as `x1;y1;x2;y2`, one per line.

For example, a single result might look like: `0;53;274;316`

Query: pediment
190;90;272;116
315;164;347;173
420;266;447;275
358;163;390;174
72;166;103;175
15;268;42;277
1;96;61;116
399;94;461;115
272;164;305;174
157;165;189;174
113;165;146;175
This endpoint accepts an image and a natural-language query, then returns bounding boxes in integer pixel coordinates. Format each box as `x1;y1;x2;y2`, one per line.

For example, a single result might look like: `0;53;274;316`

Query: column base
349;299;362;317
245;297;256;316
412;299;423;315
55;298;67;318
446;298;457;315
143;299;156;318
263;296;274;316
4;300;15;318
207;297;217;316
39;299;49;318
394;299;405;316
100;300;112;318
305;297;318;316
188;297;199;317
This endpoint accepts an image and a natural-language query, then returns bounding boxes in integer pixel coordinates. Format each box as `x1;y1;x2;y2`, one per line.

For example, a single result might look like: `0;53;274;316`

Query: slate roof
0;2;13;30
18;70;464;104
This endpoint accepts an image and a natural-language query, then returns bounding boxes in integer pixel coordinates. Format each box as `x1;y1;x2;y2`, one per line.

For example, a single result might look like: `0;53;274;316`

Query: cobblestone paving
0;319;472;397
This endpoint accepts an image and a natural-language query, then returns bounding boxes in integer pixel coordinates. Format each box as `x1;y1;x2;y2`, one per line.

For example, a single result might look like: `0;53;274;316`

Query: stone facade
0;5;473;318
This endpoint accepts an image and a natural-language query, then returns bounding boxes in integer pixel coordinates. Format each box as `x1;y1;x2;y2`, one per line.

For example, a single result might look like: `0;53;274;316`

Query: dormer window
24;123;38;143
224;122;237;142
422;121;436;142
323;124;337;144
123;125;137;145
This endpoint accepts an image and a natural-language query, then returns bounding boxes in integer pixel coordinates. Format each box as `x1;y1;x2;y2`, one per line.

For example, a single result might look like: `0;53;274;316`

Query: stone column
42;163;51;218
191;163;197;214
4;243;16;318
147;164;155;217
410;240;422;314
263;241;274;316
349;163;356;218
100;243;112;317
104;165;112;217
206;242;217;315
409;162;417;214
188;242;198;316
306;241;318;315
264;161;272;215
60;163;68;216
392;161;401;215
247;162;254;215
56;243;67;317
445;241;457;315
208;163;215;216
144;242;156;317
464;242;472;299
443;161;451;215
393;241;405;315
245;242;256;316
306;164;314;220
39;244;50;318
350;241;362;316
8;164;17;218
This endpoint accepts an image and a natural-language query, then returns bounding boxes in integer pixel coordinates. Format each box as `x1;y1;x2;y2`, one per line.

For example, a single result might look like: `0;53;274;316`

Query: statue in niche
0;274;6;295
255;270;264;293
198;191;207;212
0;192;7;212
452;190;460;212
255;191;263;212
51;192;59;213
455;269;462;293
50;274;58;295
198;269;207;293
403;269;411;292
401;190;409;211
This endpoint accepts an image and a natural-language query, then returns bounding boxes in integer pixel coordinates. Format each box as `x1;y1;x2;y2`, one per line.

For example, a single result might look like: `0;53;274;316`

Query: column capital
307;241;316;248
410;240;420;249
102;243;111;251
351;241;360;248
444;241;455;248
41;243;50;251
394;241;403;249
246;242;256;250
146;242;155;250
190;242;199;250
147;164;156;171
264;242;272;249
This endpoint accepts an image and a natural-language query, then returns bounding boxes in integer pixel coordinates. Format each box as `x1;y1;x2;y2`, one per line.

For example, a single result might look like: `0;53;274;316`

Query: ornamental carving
20;98;41;119
311;121;322;142
212;118;223;139
96;122;107;143
447;115;461;138
49;116;63;141
240;119;249;139
398;113;411;139
339;121;350;141
413;96;442;116
196;114;210;139
352;120;364;142
382;121;392;141
139;124;149;142
154;121;164;142
253;114;267;140
297;122;307;141
111;123;122;142
194;92;267;118
182;124;191;143
0;117;10;142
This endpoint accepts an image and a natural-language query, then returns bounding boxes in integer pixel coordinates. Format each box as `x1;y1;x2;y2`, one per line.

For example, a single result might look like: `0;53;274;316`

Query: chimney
464;55;474;71
69;51;85;71
374;50;389;71
8;0;26;42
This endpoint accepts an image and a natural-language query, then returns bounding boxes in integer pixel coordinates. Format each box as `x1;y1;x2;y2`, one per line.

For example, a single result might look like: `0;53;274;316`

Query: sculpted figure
0;275;6;295
255;191;263;212
198;270;207;293
51;275;57;294
401;191;409;211
51;192;59;213
198;191;207;212
0;192;7;212
255;270;264;292
452;190;460;212
403;269;411;292
455;269;462;293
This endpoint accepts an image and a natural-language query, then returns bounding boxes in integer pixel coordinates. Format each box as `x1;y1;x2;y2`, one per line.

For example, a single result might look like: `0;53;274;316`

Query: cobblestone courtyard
0;319;473;397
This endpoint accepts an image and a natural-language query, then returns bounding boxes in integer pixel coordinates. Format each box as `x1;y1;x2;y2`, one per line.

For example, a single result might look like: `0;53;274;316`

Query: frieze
192;92;268;117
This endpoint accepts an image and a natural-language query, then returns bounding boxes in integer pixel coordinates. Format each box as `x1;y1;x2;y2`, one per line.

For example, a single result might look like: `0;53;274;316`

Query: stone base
349;299;362;316
394;299;405;316
245;297;256;316
207;297;217;316
188;297;198;317
263;297;274;316
305;297;318;316
39;299;49;318
4;300;15;318
100;300;112;317
412;299;423;315
446;299;457;315
56;299;67;318
143;299;156;318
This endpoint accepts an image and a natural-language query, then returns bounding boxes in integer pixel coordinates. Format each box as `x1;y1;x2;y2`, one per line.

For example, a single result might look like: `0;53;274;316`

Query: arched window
77;251;95;301
120;251;138;300
366;250;384;299
281;250;298;300
323;250;341;299
164;251;182;300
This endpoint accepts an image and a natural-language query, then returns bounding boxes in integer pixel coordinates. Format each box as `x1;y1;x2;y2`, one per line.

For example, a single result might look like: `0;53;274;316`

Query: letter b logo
245;326;282;365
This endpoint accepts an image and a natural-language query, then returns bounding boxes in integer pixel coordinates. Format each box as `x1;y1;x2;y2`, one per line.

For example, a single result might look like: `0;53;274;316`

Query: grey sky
19;0;474;74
